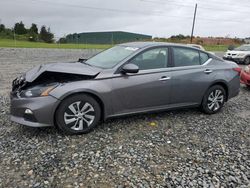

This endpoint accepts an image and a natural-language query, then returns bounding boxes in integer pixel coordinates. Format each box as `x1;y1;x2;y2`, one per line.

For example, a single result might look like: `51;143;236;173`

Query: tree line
0;21;54;43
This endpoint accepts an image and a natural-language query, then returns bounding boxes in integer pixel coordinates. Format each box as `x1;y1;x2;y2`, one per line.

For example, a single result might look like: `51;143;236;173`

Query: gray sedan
10;42;240;134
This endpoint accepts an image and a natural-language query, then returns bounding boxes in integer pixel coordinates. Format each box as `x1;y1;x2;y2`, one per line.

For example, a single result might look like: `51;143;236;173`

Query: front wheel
244;57;250;65
201;85;226;114
55;94;101;135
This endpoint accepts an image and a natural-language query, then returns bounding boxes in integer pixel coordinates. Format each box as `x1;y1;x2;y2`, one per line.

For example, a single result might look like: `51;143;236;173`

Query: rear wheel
244;57;250;65
55;94;101;134
201;85;226;114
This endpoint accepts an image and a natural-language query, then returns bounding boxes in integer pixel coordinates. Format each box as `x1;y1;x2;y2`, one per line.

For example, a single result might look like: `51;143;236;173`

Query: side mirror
122;63;139;74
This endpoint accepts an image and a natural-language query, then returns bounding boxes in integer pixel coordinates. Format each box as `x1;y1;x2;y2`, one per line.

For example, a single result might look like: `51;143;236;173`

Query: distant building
66;31;152;44
244;38;250;44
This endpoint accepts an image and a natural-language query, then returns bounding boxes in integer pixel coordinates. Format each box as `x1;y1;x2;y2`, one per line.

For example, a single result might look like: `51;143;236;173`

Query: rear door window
172;47;200;67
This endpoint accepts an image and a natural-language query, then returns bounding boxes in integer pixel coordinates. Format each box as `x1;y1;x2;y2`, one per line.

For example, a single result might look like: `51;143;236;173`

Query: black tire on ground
201;85;226;114
55;94;101;135
244;57;250;65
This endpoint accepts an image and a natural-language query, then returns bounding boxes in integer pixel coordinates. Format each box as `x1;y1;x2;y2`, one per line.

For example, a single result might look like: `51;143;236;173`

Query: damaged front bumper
9;61;100;128
10;94;60;127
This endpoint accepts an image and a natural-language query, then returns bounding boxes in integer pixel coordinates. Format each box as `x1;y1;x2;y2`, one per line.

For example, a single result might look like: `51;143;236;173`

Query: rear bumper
226;74;241;100
10;95;60;127
240;71;250;86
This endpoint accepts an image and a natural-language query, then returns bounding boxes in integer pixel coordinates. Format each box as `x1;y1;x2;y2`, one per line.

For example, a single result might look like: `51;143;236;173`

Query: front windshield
85;46;139;68
235;45;250;51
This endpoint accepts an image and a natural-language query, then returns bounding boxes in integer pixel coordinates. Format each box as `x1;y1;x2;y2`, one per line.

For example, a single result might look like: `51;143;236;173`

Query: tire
244;57;250;65
201;85;226;114
55;94;101;135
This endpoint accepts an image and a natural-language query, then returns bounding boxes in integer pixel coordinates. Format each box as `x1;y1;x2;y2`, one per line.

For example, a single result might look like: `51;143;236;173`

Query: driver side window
130;48;168;70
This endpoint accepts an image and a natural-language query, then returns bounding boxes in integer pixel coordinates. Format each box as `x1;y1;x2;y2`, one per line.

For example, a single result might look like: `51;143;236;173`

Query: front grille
10;91;18;98
12;76;26;92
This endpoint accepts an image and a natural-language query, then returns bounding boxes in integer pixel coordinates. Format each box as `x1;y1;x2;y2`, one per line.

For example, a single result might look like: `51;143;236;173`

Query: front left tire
244;57;250;65
55;94;101;135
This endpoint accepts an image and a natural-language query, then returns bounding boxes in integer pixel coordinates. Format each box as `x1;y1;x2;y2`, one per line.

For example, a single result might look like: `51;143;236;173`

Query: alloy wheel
207;89;224;111
64;101;95;131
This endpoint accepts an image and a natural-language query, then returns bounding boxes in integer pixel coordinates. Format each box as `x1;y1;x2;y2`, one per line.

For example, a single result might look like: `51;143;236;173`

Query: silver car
223;44;250;65
10;42;240;134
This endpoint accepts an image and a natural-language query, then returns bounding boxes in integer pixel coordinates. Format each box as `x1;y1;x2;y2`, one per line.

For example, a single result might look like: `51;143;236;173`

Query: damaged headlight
19;83;59;98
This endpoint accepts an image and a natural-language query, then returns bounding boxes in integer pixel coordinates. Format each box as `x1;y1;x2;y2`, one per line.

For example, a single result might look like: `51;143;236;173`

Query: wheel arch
53;91;106;127
207;81;229;101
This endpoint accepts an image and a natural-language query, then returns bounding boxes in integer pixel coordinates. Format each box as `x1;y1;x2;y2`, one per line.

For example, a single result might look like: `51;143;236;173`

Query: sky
1;0;250;39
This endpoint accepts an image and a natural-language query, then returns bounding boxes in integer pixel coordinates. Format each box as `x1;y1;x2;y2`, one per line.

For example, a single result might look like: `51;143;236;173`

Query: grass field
0;38;229;51
0;39;112;49
203;44;229;52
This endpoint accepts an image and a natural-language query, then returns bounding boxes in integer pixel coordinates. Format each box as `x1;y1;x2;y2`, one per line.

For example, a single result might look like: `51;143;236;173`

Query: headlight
245;66;250;73
237;53;245;57
20;83;58;98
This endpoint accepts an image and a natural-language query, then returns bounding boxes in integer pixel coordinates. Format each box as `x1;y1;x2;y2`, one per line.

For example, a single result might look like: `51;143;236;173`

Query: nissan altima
10;42;240;134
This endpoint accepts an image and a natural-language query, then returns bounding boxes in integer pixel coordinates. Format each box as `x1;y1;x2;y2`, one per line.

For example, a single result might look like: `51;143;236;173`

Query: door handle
159;76;171;81
204;69;213;74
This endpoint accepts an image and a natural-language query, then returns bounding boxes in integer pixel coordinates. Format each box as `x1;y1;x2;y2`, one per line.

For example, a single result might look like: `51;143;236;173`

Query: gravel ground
0;48;249;187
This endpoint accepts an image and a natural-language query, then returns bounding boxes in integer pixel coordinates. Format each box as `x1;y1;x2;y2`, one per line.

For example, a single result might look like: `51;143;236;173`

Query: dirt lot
0;48;249;187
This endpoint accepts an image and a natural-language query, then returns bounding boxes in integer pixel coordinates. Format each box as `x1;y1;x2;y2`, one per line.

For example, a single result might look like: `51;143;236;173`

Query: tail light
244;66;250;74
233;67;242;75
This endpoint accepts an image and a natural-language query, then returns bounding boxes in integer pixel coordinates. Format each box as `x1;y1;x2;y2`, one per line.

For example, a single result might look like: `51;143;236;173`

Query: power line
143;0;250;9
141;0;250;14
30;0;158;15
196;0;250;9
28;0;250;23
13;0;250;24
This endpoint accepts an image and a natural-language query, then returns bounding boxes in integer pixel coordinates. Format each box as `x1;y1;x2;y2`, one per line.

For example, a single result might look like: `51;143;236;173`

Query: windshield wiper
78;59;94;67
78;58;88;63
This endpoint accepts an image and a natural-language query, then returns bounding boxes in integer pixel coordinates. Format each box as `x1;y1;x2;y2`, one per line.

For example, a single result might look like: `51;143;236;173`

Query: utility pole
190;3;197;43
13;29;16;47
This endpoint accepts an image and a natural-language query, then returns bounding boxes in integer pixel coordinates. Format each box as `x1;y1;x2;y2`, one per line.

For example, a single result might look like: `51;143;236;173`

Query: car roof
119;41;198;49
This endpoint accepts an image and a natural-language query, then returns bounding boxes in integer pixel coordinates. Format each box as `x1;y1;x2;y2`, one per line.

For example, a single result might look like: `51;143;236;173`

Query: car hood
24;62;101;82
226;50;249;54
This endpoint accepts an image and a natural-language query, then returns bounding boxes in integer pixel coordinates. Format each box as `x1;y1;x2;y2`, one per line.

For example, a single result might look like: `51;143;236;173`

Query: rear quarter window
200;52;209;64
